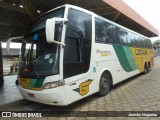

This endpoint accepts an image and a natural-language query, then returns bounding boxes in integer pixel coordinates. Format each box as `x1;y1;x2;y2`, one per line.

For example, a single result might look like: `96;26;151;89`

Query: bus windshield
28;7;65;33
19;7;65;78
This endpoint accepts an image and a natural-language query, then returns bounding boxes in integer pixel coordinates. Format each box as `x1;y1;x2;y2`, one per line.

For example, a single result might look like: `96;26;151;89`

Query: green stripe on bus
34;79;44;88
113;45;133;72
29;79;37;88
28;79;44;88
123;46;137;70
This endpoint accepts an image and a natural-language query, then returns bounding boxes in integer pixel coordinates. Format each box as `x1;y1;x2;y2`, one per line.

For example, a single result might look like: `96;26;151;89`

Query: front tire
15;80;18;85
97;72;111;96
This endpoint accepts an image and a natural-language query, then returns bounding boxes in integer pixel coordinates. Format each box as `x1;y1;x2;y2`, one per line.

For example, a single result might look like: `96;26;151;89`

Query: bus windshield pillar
0;42;4;87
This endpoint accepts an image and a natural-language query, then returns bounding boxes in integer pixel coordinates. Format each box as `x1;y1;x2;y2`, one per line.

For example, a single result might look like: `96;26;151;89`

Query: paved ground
0;75;23;106
1;56;160;120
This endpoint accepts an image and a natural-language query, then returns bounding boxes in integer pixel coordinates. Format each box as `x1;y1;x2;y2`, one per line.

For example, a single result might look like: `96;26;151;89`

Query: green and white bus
17;4;153;106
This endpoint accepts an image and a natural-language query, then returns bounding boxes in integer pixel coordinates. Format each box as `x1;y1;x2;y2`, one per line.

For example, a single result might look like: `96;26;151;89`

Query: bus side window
145;39;152;49
95;18;114;43
128;32;137;47
114;27;128;45
134;34;139;47
95;19;106;42
127;31;133;46
104;22;115;43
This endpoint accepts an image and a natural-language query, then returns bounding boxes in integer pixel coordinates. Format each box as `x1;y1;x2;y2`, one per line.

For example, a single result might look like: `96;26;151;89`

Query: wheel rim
101;77;108;90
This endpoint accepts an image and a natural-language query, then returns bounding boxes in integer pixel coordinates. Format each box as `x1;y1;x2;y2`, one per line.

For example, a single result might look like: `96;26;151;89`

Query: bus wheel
143;64;148;75
97;72;111;96
15;80;18;85
147;62;151;73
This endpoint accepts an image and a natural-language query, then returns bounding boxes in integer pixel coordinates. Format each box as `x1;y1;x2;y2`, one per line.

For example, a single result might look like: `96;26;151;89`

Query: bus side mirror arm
6;36;24;55
45;18;68;46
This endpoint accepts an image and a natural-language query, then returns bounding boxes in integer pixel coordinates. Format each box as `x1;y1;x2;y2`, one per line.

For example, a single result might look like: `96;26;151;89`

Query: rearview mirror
46;18;68;46
6;36;24;55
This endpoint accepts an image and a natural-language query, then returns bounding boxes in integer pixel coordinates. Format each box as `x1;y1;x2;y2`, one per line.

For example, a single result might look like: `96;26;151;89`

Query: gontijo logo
135;49;147;55
74;79;93;96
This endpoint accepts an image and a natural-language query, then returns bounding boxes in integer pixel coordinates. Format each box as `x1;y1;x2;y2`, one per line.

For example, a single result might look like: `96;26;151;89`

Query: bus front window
19;31;60;78
19;7;65;78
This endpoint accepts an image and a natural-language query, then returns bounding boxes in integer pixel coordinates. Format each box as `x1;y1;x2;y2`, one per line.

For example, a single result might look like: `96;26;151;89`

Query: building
2;48;19;74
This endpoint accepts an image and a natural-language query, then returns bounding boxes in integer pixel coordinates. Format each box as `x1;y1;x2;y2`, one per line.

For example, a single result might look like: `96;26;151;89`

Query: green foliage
153;39;160;45
153;39;160;49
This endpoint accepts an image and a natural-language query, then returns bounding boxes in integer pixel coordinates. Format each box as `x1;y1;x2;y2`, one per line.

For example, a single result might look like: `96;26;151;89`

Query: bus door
63;8;96;103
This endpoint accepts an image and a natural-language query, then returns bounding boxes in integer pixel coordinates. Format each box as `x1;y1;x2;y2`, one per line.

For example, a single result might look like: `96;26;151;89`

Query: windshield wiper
29;43;34;64
26;42;40;78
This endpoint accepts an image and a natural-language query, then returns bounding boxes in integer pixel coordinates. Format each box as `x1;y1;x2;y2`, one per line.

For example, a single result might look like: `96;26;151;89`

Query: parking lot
0;56;160;120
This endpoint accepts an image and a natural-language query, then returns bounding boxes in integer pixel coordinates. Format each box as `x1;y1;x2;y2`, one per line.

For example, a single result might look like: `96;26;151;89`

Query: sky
2;0;160;48
123;0;160;42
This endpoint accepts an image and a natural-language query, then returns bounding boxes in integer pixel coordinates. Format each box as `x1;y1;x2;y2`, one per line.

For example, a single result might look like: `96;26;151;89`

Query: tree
153;39;160;49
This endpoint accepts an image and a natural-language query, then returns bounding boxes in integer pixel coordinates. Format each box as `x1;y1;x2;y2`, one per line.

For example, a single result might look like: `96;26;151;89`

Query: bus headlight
43;80;64;89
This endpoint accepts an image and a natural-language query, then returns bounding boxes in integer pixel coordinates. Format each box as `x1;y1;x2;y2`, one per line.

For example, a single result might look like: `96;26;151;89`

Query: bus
16;4;153;106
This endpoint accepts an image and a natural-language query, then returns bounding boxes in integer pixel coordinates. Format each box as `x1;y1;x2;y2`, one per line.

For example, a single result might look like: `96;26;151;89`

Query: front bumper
18;85;68;106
